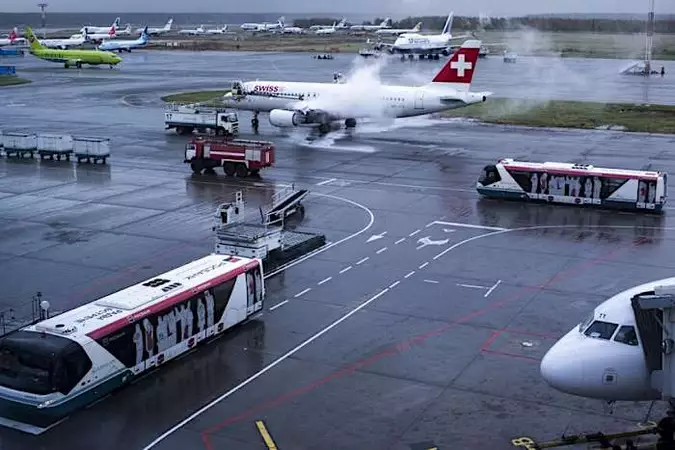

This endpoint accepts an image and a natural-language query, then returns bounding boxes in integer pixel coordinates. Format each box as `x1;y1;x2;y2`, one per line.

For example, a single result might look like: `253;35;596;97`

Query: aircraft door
414;90;424;109
232;80;244;96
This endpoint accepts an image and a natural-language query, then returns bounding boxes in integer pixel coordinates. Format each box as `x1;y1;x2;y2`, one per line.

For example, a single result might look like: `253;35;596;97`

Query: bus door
246;265;263;315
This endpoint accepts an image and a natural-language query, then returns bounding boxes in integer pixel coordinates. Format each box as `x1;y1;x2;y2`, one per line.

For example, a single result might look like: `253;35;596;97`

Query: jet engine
269;109;303;127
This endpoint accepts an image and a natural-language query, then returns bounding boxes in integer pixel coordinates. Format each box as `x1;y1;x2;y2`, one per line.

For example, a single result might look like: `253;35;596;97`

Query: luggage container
1;132;37;158
37;134;74;161
73;137;110;164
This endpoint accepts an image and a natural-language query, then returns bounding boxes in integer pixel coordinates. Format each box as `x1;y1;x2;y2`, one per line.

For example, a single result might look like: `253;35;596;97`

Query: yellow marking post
255;420;278;450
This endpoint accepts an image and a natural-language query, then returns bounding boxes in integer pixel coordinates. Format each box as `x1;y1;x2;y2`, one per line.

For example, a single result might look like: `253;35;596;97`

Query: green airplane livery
24;27;122;69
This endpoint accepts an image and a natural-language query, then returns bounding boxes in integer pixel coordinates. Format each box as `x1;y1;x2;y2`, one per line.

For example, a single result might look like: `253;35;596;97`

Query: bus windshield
0;345;55;395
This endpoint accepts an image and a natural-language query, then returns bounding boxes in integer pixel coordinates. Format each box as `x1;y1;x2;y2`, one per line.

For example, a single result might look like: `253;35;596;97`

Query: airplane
540;278;672;404
0;29;25;46
80;17;120;35
375;21;422;36
309;18;347;31
240;17;285;32
205;26;228;35
24;27;121;69
112;24;132;36
40;30;89;49
71;26;116;44
221;40;491;135
375;13;473;60
315;23;337;35
136;18;173;36
98;27;149;52
350;17;392;32
179;25;205;35
281;25;305;35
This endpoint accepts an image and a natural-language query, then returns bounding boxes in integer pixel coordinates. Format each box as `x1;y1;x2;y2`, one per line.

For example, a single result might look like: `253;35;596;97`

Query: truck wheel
190;161;203;174
249;169;260;177
223;162;236;176
235;164;249;177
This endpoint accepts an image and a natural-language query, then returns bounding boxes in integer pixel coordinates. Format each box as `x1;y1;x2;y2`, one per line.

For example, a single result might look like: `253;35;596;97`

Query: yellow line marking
255;420;278;450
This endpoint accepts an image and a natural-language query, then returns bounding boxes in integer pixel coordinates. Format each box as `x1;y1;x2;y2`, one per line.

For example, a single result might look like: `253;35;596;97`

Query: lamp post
38;3;48;38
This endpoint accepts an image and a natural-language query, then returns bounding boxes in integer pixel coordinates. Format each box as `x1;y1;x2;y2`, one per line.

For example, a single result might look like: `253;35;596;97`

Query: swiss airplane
221;40;491;134
80;17;120;35
0;29;25;46
540;278;669;403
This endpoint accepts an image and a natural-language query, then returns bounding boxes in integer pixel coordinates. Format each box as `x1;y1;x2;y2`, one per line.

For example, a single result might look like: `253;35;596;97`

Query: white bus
477;159;667;212
0;253;264;434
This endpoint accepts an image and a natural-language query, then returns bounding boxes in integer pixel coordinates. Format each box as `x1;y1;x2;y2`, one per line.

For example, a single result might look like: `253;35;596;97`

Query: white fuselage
0;37;24;46
282;27;304;34
99;35;148;51
179;26;205;35
315;27;336;35
375;27;419;36
206;27;227;34
223;81;474;122
392;32;451;54
41;36;87;49
81;24;117;34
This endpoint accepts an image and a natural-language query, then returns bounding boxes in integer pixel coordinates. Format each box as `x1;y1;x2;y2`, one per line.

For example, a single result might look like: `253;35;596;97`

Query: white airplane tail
412;22;422;32
428;39;481;92
113;17;120;28
381;17;391;27
442;12;454;35
278;17;285;27
164;18;173;31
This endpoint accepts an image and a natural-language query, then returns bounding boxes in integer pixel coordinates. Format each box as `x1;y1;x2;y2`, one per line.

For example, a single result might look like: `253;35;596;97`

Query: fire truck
184;137;275;177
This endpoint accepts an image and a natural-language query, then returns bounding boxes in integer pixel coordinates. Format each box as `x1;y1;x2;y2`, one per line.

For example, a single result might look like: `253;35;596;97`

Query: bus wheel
235;163;249;177
223;162;236;176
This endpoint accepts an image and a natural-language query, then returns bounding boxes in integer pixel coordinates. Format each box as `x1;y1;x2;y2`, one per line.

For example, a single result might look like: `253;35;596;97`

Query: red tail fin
8;29;16;42
431;39;481;85
108;26;116;36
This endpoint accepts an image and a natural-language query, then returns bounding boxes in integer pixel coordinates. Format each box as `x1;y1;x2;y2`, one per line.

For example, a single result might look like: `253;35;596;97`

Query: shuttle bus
477;159;667;212
0;253;264;434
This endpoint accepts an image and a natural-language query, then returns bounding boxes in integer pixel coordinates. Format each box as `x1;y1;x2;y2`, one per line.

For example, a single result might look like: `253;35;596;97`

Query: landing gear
252;111;259;133
345;118;356;129
318;123;331;135
75;61;82;69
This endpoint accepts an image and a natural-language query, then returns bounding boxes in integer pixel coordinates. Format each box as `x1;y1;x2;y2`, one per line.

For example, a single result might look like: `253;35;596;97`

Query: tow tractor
165;103;239;136
184;137;275;177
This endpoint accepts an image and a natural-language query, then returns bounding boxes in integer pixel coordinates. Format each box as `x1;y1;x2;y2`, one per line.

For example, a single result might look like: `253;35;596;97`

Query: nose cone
540;336;584;395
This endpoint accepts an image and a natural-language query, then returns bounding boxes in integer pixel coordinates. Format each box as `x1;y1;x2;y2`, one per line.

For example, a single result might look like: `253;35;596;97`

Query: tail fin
165;18;173;30
113;17;120;28
381;17;391;27
24;27;44;51
430;39;481;91
8;29;16;42
108;26;116;37
442;13;454;35
412;22;422;32
278;17;285;27
141;26;149;40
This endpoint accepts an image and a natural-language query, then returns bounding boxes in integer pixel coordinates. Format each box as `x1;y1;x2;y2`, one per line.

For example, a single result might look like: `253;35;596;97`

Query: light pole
38;3;48;38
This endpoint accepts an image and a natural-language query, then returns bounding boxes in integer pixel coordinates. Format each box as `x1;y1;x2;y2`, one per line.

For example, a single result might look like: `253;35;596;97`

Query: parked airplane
315;23;337;35
350;17;392;32
376;13;473;59
136;18;173;36
80;17;120;35
0;29;25;46
540;278;671;403
205;26;228;35
41;30;89;49
281;26;305;34
72;26;116;44
24;27;121;69
99;27;149;52
375;21;422;36
222;40;490;135
310;18;347;31
112;24;132;36
179;25;205;35
240;17;285;32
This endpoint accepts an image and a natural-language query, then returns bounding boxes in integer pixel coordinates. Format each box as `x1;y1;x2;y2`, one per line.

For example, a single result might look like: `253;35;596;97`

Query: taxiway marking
316;178;336;186
409;229;421;237
294;288;311;298
318;276;332;285
395;238;406;244
419;262;429;269
356;257;369;265
269;300;289;311
367;232;387;243
255;421;278;450
458;283;488;290
423;279;439;284
485;279;502;298
427;220;508;232
389;281;400;289
339;266;353;274
376;247;388;254
404;271;415;279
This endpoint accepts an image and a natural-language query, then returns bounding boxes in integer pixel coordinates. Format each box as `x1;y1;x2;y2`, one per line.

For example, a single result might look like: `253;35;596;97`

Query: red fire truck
184;138;275;177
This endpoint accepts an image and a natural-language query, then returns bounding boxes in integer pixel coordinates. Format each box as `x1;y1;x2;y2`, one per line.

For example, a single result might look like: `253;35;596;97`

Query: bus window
663;174;668;198
600;177;628;200
478;165;500;186
507;170;532;192
584;320;618;340
613;325;638;346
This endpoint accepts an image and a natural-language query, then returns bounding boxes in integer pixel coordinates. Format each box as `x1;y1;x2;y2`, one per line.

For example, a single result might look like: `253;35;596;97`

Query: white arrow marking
443;229;455;233
416;236;449;250
366;231;387;243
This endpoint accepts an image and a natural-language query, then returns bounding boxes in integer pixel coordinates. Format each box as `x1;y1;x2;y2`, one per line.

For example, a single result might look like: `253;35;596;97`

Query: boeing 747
222;40;490;134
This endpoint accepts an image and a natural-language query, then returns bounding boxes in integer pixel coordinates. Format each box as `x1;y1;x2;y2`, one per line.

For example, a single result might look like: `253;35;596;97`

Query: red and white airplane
0;29;25;46
222;39;491;134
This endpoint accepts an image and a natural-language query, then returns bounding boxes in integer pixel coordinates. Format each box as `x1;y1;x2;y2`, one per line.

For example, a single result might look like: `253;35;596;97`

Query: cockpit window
584;320;618;340
578;313;594;333
614;325;639;346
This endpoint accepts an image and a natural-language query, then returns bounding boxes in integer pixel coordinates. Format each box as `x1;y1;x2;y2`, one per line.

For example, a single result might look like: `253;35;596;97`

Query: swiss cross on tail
431;39;481;87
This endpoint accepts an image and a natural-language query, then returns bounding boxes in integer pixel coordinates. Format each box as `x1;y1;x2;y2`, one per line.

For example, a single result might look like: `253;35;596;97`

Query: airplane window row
583;320;638;346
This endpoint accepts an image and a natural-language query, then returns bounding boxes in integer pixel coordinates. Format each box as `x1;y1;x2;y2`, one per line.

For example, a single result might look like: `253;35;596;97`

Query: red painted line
479;330;502;352
200;242;631;447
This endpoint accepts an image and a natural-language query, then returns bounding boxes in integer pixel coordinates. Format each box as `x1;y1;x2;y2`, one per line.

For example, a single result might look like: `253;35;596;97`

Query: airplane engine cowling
269;109;303;127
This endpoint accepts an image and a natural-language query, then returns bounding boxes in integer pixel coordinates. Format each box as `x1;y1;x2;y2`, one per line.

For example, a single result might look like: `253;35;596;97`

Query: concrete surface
0;50;674;450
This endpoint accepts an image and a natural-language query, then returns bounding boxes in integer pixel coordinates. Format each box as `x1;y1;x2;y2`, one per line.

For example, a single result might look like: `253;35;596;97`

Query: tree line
292;16;675;34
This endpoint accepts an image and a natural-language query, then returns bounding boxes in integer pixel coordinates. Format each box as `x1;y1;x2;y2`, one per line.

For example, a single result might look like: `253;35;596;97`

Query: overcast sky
3;0;673;15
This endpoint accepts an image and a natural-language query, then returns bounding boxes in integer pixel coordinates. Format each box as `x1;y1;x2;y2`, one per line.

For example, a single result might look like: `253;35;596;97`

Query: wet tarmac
1;51;675;450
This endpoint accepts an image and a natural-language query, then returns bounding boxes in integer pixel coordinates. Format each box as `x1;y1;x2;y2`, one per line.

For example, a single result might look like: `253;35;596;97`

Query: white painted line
339;266;352;274
423;280;439;284
419;262;429;269
404;271;415;279
376;247;388;254
294;288;311;298
389;281;400;289
318;277;332;285
484;279;502;298
269;300;289;311
356;257;369;265
264;193;374;278
458;283;489;290
428;221;508;232
394;238;406;245
141;287;391;450
316;178;336;186
409;229;421;237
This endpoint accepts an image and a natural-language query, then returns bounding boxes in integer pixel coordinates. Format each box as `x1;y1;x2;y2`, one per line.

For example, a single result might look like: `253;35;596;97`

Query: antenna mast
645;0;655;74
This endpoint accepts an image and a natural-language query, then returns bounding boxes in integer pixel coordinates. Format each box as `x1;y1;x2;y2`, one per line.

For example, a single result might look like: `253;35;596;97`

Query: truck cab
217;112;239;136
